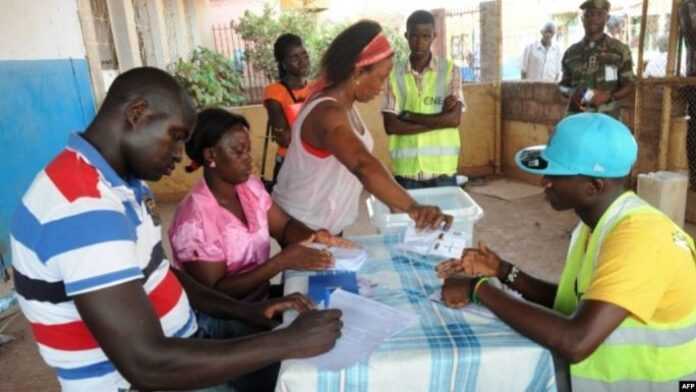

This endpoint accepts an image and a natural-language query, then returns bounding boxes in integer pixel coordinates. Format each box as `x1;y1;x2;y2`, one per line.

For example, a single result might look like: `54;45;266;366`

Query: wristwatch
499;261;520;285
504;265;520;285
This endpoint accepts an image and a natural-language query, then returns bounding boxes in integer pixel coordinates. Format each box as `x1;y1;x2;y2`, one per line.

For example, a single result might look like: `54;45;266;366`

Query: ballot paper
306;243;368;271
302;289;419;371
400;224;470;259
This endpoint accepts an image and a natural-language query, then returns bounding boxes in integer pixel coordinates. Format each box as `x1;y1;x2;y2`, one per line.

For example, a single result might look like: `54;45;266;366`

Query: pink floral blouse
168;176;272;275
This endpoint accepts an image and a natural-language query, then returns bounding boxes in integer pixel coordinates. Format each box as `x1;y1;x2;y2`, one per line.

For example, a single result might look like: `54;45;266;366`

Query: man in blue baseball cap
436;113;696;391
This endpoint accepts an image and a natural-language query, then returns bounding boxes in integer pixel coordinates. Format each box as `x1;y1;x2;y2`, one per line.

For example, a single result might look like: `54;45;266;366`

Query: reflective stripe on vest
389;59;460;177
390;146;461;159
553;192;696;391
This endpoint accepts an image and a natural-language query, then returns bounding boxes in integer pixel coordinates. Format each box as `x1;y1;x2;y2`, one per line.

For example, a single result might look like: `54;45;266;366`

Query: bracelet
471;277;490;305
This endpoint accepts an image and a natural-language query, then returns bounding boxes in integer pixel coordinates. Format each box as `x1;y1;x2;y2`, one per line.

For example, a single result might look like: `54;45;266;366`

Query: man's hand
589;89;612;107
568;88;589;112
397;110;414;122
277;242;335;271
436;242;502;279
442;95;459;113
257;293;314;320
407;203;453;231
442;276;475;308
283;309;343;358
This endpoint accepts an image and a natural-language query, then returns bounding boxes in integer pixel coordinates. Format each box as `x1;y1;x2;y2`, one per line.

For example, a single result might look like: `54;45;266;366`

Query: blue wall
0;58;96;263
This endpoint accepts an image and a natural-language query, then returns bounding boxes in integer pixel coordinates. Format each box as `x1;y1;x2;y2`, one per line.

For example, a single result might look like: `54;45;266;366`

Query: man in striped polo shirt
10;67;342;391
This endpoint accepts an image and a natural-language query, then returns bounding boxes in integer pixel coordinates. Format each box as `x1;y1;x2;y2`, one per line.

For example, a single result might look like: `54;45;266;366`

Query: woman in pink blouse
168;109;348;334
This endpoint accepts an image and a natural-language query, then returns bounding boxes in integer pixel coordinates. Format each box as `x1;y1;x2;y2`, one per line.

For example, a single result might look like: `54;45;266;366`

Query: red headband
355;33;393;68
306;33;393;97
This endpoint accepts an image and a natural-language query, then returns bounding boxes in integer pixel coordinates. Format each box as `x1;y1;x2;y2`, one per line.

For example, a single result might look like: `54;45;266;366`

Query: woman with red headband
272;20;453;235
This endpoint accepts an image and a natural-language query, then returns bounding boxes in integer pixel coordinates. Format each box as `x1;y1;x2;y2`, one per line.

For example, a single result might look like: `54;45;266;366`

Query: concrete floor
1;184;693;391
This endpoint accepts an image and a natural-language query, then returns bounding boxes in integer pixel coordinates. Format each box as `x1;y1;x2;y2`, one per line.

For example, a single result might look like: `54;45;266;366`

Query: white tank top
272;97;374;234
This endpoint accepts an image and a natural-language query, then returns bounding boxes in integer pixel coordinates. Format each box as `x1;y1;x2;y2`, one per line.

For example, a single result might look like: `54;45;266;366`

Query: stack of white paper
306;243;368;271
301;289;419;371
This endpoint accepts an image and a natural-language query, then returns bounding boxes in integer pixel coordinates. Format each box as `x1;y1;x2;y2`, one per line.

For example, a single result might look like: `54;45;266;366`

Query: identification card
605;65;618;82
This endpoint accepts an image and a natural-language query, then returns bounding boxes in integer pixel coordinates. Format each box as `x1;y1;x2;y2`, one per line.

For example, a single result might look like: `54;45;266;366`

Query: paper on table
306;243;368;271
427;231;469;259
301;289;419;371
401;224;470;259
403;224;442;245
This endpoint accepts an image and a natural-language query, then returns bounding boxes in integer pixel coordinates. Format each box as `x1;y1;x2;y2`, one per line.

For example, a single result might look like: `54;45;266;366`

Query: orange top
263;82;311;157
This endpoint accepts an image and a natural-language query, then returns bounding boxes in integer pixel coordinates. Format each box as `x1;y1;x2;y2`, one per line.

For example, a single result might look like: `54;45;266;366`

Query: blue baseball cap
515;113;637;178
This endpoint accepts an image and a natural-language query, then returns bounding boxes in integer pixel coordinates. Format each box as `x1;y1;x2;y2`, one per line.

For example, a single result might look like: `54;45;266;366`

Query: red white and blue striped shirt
10;133;197;391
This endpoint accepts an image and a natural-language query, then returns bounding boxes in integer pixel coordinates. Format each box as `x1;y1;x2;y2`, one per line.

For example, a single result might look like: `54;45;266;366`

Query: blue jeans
196;311;257;339
194;312;280;392
395;175;457;190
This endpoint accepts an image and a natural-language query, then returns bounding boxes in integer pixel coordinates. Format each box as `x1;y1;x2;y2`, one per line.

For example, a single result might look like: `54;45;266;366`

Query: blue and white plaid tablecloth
277;235;557;392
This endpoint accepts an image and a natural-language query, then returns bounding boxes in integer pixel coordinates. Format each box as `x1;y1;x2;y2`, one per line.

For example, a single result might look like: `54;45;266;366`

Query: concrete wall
0;0;96;261
501;81;688;185
208;0;265;26
150;84;499;200
479;1;500;83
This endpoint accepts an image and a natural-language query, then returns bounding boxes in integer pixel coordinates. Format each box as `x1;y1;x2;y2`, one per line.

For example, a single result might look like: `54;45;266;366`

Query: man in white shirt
521;22;562;82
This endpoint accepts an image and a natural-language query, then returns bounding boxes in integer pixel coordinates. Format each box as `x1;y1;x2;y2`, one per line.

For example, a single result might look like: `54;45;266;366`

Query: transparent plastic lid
366;186;484;230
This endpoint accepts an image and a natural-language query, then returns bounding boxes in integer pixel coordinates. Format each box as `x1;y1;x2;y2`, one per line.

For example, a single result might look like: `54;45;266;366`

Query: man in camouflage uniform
679;0;696;189
559;0;635;118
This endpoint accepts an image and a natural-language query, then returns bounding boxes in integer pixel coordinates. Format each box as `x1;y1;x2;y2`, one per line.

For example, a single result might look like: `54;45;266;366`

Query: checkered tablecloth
277;235;557;392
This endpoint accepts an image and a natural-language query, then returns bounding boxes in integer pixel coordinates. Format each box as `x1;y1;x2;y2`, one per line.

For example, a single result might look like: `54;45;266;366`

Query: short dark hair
100;66;195;126
320;20;383;88
274;33;304;79
185;108;250;172
406;10;435;31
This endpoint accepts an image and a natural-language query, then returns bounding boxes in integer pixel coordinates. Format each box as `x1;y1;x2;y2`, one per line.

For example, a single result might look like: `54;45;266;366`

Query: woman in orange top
263;33;311;184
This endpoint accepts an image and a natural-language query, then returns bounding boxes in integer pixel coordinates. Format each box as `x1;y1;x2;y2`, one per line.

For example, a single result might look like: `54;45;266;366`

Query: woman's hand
258;292;315;319
407;203;453;231
436;242;502;279
312;229;356;248
277;242;335;271
272;127;291;148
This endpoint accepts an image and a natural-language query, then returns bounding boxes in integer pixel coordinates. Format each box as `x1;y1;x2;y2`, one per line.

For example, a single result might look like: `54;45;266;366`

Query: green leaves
172;7;410;108
234;4;408;80
170;47;246;108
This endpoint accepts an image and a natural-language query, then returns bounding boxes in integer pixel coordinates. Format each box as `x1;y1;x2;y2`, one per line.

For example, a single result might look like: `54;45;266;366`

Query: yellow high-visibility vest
554;191;696;391
388;59;460;177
